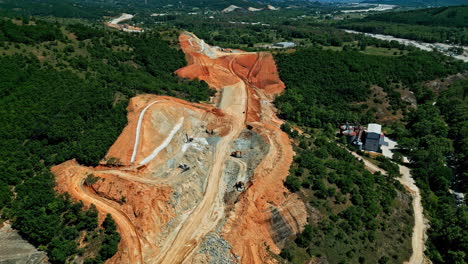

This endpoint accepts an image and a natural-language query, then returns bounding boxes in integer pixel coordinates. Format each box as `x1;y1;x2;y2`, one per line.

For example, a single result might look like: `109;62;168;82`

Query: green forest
280;127;412;264
340;6;468;45
274;47;467;128
0;2;467;263
0;18;212;263
394;80;468;263
274;40;467;263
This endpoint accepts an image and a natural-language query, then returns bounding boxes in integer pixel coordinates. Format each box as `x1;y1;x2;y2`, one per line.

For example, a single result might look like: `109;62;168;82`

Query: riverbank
344;29;468;62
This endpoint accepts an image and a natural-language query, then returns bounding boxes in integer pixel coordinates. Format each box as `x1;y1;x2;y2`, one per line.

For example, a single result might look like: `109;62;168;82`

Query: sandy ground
53;95;227;264
153;52;248;263
51;30;428;264
174;32;307;263
52;160;144;264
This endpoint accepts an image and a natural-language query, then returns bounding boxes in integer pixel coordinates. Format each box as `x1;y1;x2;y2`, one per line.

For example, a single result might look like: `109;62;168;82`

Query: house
340;123;386;152
363;123;385;152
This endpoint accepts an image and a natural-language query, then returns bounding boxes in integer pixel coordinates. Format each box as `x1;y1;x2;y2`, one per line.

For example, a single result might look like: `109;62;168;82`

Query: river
344;29;468;62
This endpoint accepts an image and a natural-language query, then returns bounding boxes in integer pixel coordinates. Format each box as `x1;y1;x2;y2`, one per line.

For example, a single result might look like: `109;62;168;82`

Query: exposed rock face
51;32;307;264
0;223;49;264
424;71;468;93
53;95;231;264
177;32;307;263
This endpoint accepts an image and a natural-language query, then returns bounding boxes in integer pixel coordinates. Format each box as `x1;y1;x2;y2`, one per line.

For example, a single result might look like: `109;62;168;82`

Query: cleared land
52;32;307;264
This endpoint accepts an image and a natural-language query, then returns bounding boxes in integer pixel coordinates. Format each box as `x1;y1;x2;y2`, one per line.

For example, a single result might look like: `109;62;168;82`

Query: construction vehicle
231;151;242;158
234;181;245;191
179;164;190;172
184;134;194;143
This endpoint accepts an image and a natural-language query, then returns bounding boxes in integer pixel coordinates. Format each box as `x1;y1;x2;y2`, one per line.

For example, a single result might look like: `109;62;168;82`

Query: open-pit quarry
52;32;307;264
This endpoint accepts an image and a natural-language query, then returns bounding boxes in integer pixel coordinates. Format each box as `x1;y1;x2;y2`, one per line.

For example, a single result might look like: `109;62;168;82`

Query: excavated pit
52;33;307;264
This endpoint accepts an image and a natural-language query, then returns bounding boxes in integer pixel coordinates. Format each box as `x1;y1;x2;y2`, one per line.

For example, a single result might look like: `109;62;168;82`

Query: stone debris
0;223;49;264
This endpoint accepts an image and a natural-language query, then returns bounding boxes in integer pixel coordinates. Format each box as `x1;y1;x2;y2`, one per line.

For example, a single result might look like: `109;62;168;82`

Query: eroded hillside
52;32;307;264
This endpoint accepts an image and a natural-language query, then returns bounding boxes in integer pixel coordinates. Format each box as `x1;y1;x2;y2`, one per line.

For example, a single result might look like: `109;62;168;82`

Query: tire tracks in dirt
69;173;144;264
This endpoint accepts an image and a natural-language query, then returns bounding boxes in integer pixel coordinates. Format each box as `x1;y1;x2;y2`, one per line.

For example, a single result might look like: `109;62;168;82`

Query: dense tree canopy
340;6;468;45
280;127;412;264
274;46;467;127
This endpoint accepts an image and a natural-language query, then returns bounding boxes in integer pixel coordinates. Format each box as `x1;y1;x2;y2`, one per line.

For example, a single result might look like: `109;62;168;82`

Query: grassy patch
361;46;408;57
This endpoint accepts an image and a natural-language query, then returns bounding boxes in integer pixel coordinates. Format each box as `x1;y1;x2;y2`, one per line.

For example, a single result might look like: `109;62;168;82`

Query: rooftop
367;123;382;134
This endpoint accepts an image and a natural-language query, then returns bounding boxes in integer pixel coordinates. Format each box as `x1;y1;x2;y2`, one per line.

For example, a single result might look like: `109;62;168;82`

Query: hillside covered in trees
395;79;468;263
280;127;412;264
0;2;467;263
0;17;212;263
340;6;468;45
274;47;467;128
274;41;467;263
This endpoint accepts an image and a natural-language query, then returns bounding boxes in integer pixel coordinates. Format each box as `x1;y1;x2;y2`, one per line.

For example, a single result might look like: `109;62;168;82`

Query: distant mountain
366;5;468;27
0;0;270;17
361;0;468;7
299;0;467;7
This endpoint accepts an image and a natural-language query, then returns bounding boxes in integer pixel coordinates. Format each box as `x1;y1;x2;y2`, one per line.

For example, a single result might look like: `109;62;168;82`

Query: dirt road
67;170;143;264
350;149;427;264
53;32;301;264
399;165;426;264
130;100;163;163
154;80;247;263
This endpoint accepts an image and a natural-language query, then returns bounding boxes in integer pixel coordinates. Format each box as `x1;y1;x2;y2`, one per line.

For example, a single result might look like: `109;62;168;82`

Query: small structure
340;123;386;152
363;123;385;152
234;181;245;191
273;42;296;48
340;123;364;149
184;134;193;143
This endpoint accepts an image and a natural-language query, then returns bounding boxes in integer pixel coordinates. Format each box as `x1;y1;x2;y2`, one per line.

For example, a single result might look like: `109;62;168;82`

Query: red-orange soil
177;32;307;263
51;32;306;264
53;94;231;264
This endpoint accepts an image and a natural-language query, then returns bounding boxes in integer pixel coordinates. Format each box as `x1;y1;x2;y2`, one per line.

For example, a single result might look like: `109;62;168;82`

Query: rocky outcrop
177;32;307;264
52;94;232;264
51;32;306;264
0;223;49;264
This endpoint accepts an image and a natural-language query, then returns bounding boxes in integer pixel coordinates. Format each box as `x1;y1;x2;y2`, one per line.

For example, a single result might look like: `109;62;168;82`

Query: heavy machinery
184;134;194;143
179;163;190;172
231;151;242;158
234;181;245;192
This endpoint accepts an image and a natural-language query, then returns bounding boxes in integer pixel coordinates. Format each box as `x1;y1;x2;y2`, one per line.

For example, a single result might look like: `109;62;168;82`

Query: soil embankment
176;32;307;263
52;33;306;264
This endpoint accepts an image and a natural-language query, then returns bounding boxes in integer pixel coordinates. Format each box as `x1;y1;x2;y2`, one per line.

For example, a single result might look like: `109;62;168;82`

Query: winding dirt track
154;120;244;263
154;57;248;263
349;151;427;264
68;171;144;264
228;157;248;182
52;31;424;263
53;32;303;264
130;100;163;163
